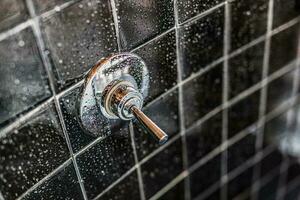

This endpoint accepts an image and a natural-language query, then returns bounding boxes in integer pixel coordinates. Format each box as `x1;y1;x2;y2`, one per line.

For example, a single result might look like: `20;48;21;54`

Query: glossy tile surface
228;91;260;138
158;180;185;200
133;89;179;161
186;112;222;166
268;24;299;75
273;0;300;29
23;162;84;200
0;0;28;32
260;150;282;177
0;104;70;200
183;64;223;128
179;7;224;78
258;175;279;200
32;0;73;14
230;0;268;51
190;155;221;199
228;42;264;98
96;170;140;200
41;0;118;91
227;134;256;172
115;0;174;50
141;138;183;199
76;131;135;199
177;0;225;23
133;30;177;103
0;28;51;126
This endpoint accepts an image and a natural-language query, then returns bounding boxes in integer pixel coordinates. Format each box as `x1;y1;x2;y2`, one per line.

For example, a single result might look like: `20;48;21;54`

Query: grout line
173;0;191;199
149;171;188;200
221;2;230;200
252;0;274;198
195;181;221;200
129;122;146;200
110;0;121;52
56;79;84;99
16;159;72;200
92;166;137;200
0;191;4;200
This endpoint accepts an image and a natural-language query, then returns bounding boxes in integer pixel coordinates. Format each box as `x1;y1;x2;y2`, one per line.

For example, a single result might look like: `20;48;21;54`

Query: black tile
203;188;221;200
115;0;174;50
23;162;84;200
269;24;299;75
0;104;70;200
133;30;177;103
141;138;183;199
260;150;282;178
179;7;224;79
32;0;73;14
258;175;280;200
96;170;140;200
228;42;264;98
0;27;51;126
228;134;256;172
133;89;180;161
190;155;221;199
177;0;225;23
186;112;222;167
286;162;300;185
59;85;111;153
230;0;268;51
0;0;28;32
284;182;300;200
273;0;300;29
41;0;118;91
263;111;288;148
227;166;254;200
76;129;135;199
158;180;185;200
228;91;260;138
183;64;223;128
266;70;294;113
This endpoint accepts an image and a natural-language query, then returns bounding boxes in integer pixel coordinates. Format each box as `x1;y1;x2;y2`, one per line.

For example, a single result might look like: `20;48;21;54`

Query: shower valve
77;53;168;144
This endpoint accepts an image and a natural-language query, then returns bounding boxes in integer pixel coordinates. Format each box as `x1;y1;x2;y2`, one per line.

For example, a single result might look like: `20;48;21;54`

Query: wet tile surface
32;0;73;14
183;64;223;128
179;7;224;79
286;161;300;184
41;0;118;91
141;138;183;199
133;89;179;161
227;166;253;200
158;180;185;200
0;0;28;32
115;0;174;50
0;104;70;200
228;91;260;138
190;155;221;199
59;85;111;153
260;149;282;177
228;42;264;98
258;175;279;200
269;24;299;75
0;27;51;126
96;170;140;200
230;0;268;51
186;112;222;167
177;0;225;23
266;70;294;113
76;130;135;199
23;162;84;200
133;30;177;104
273;0;300;29
227;134;256;172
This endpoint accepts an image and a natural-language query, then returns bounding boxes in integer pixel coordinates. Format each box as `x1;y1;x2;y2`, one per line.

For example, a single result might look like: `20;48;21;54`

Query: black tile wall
1;0;300;200
41;0;118;91
0;0;28;32
0;103;69;200
0;27;51;126
115;0;174;50
230;0;269;51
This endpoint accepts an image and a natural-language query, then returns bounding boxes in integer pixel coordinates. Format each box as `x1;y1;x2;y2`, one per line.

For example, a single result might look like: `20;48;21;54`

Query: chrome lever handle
130;106;168;144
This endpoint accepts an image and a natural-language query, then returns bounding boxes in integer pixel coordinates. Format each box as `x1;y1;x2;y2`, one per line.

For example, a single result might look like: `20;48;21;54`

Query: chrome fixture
77;53;168;144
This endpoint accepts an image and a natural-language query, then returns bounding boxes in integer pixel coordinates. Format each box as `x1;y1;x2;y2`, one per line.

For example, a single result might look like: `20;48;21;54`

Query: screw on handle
130;106;168;144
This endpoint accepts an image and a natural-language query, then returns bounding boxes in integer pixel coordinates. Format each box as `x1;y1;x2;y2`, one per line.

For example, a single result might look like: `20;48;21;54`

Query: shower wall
0;0;300;199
